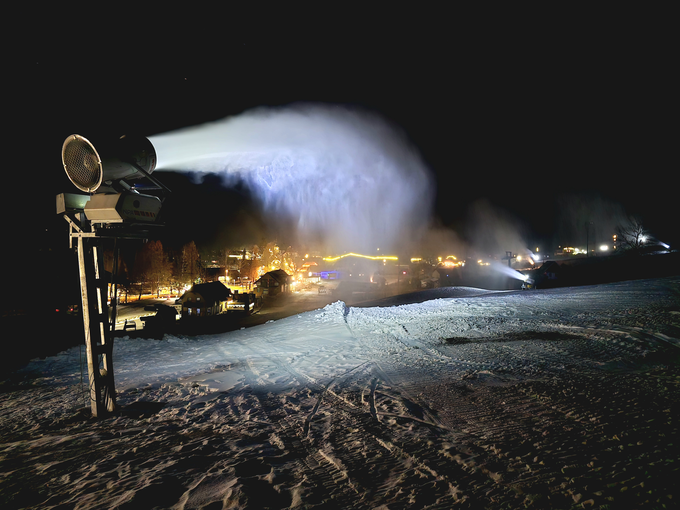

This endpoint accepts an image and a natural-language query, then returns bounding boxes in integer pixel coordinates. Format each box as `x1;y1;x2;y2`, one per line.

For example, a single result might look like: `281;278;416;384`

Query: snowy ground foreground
2;278;680;509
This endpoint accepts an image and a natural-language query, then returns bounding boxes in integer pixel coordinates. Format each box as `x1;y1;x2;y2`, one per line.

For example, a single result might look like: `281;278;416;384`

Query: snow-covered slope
2;277;679;509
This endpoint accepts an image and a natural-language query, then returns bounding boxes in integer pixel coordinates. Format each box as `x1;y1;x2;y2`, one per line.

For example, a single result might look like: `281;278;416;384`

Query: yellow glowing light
323;252;398;262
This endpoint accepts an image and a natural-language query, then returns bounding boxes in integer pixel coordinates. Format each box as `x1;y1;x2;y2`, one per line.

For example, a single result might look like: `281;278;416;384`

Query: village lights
323;252;398;262
442;255;463;268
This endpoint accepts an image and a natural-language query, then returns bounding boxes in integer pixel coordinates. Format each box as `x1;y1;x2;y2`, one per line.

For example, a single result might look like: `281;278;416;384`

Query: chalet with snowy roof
179;281;231;318
255;269;291;296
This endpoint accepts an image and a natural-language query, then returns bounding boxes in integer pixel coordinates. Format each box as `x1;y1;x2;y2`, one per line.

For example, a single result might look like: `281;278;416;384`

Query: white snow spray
490;261;529;282
150;103;435;253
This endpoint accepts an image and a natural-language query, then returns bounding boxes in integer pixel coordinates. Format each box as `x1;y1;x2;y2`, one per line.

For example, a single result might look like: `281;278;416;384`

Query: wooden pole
77;234;102;416
75;231;117;417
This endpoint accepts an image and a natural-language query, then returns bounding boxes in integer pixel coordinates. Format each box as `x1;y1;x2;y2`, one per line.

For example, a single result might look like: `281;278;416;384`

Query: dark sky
10;11;678;256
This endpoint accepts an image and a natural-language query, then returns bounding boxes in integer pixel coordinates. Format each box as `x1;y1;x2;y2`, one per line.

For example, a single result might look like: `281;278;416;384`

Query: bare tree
616;217;648;253
176;241;203;287
134;241;171;299
103;247;129;303
134;240;172;298
280;246;300;275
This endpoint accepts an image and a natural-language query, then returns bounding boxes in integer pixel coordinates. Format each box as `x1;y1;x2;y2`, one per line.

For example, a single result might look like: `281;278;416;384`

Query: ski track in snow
1;277;680;509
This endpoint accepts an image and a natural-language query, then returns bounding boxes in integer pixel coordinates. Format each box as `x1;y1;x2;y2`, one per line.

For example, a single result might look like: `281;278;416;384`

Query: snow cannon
59;134;170;224
62;134;157;194
521;275;535;290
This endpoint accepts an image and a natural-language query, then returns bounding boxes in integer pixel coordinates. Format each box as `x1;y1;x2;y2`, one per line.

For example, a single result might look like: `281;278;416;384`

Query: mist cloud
150;103;435;253
555;192;629;247
464;199;530;256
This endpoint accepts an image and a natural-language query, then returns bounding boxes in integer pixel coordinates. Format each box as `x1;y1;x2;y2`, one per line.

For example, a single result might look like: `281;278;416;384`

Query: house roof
185;281;231;303
540;261;562;272
256;269;291;285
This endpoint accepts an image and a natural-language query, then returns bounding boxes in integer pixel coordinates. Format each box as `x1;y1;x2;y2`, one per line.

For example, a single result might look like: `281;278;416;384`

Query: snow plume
490;261;530;281
464;199;530;256
555;192;629;247
150;103;435;253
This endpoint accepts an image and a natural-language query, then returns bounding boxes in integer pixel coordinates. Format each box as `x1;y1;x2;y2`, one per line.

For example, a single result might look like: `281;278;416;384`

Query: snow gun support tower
57;134;168;418
502;251;516;268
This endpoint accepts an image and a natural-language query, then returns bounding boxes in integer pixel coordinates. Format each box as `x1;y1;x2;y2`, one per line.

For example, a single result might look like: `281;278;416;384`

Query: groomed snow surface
2;277;680;509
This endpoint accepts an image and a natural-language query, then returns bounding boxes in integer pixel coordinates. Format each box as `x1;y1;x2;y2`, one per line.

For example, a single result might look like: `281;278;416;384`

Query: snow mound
314;300;349;323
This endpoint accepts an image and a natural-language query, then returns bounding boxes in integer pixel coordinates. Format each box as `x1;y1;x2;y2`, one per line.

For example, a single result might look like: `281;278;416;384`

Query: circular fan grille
62;135;102;193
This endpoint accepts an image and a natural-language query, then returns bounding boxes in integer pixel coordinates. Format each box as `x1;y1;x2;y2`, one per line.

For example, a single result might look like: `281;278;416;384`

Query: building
255;269;291;296
179;281;231;318
227;290;257;313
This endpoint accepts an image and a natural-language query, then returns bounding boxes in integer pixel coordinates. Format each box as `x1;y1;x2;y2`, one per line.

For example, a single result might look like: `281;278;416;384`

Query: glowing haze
151;103;435;253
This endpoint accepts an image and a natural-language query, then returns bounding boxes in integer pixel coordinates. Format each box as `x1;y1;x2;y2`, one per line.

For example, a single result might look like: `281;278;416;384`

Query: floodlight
61;134;157;193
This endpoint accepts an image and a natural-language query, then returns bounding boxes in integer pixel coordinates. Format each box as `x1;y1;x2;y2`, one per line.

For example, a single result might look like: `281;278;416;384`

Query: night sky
10;11;678;258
